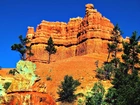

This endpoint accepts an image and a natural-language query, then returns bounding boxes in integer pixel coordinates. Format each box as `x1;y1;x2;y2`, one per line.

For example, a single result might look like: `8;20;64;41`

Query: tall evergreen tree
107;24;122;68
45;37;57;64
122;31;140;73
96;24;122;80
11;35;33;60
104;31;140;105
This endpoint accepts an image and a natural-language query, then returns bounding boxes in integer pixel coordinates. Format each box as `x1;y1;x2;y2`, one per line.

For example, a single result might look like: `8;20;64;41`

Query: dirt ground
0;53;112;104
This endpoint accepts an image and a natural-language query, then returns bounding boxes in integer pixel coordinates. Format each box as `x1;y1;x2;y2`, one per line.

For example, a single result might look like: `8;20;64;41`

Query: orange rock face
5;92;56;105
26;4;114;63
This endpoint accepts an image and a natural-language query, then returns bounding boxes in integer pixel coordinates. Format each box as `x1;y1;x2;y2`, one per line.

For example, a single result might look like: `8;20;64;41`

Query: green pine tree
45;37;57;64
104;31;140;105
96;63;114;80
122;31;140;73
57;75;81;103
107;24;122;67
96;24;122;81
11;35;34;60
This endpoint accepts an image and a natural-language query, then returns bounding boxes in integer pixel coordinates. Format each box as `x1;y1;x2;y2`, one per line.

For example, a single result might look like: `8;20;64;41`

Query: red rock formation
0;60;56;105
6;92;56;105
26;3;114;63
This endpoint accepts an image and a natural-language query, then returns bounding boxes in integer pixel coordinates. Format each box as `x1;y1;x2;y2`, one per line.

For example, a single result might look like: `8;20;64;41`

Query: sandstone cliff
26;4;114;63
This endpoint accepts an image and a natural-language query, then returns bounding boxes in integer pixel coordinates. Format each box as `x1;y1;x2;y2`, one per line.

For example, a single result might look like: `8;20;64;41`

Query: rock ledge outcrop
26;3;114;63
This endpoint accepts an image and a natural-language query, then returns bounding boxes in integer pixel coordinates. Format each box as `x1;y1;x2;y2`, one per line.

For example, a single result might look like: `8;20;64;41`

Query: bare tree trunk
107;52;110;63
48;53;51;64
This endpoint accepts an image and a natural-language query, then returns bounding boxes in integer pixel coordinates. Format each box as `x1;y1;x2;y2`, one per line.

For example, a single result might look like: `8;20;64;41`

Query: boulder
7;60;39;92
0;60;56;105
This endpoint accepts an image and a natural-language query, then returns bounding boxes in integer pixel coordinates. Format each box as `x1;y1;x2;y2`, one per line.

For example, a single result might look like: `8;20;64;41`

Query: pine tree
104;31;140;105
122;31;140;73
103;88;117;105
57;75;81;103
11;35;33;60
96;24;122;80
96;63;114;80
106;24;122;68
45;37;57;64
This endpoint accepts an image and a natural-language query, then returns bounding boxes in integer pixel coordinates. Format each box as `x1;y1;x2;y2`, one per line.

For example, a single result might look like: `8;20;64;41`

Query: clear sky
0;0;140;68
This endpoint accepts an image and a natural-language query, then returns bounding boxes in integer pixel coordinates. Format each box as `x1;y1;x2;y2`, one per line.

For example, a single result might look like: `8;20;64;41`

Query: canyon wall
26;4;114;63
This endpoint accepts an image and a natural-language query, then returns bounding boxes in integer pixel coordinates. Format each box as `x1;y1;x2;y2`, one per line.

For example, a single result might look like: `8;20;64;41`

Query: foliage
11;35;34;60
85;82;105;105
103;88;117;105
4;82;11;90
96;67;105;80
77;98;85;105
46;69;52;81
96;24;122;81
9;69;19;75
57;75;81;103
96;63;114;80
45;37;57;64
106;24;122;67
46;75;52;81
104;31;140;105
121;31;140;73
95;27;140;105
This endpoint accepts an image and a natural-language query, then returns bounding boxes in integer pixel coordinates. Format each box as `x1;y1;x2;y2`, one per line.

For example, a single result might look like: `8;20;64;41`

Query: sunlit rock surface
7;60;39;92
26;3;114;63
0;60;56;105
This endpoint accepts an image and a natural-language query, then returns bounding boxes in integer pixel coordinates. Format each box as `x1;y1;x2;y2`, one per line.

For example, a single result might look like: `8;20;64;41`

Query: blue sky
0;0;140;68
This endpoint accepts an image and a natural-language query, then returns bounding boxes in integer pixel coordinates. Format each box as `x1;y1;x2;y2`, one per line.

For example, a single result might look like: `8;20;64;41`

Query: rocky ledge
26;4;115;63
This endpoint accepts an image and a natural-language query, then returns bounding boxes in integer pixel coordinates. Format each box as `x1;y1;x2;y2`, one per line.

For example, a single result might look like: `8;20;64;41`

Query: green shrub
85;82;105;105
4;82;11;90
9;69;17;75
96;63;114;80
46;75;52;81
96;67;105;80
77;98;85;105
57;75;81;103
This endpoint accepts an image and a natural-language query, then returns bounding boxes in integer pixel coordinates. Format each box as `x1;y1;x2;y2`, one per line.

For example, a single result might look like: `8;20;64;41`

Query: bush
96;67;105;80
57;75;81;103
77;98;85;105
9;69;17;75
96;63;114;80
46;75;52;81
85;82;105;105
4;82;11;90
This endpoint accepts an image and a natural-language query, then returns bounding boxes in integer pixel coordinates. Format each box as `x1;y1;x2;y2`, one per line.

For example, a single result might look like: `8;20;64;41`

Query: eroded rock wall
26;4;114;63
